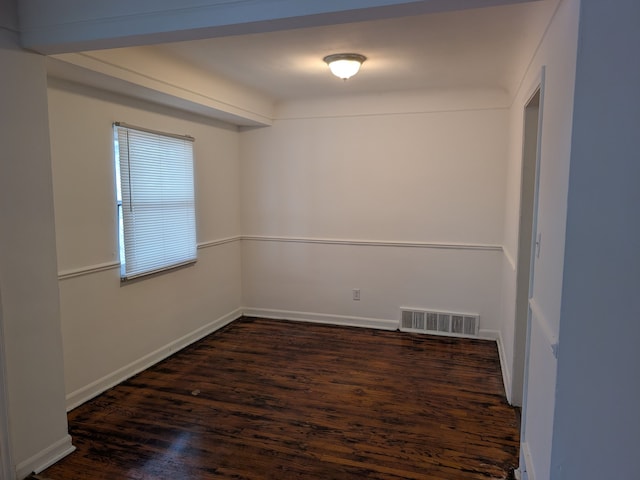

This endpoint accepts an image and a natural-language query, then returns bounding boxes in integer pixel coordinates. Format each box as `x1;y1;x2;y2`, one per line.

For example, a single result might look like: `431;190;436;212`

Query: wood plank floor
41;317;520;479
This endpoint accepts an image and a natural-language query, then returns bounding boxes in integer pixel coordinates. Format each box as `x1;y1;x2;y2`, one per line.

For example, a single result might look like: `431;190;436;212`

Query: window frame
113;122;197;281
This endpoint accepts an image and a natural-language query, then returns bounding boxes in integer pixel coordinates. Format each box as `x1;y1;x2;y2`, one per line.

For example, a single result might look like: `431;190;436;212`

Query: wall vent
400;308;479;337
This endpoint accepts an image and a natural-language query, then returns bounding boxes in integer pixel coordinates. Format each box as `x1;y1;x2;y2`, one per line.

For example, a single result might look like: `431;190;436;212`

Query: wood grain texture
42;317;519;479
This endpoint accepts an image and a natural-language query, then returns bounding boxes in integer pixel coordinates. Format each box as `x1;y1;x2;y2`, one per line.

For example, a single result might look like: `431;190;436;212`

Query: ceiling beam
19;0;537;54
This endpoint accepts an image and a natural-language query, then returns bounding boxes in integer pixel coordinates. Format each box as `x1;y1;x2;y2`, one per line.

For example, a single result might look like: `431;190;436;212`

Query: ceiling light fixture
323;53;367;80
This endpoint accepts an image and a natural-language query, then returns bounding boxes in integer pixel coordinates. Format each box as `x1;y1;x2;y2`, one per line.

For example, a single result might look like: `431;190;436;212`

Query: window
114;123;197;280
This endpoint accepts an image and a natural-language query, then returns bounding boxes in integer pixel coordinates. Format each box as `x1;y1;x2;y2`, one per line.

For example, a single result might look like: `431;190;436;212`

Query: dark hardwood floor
40;317;520;479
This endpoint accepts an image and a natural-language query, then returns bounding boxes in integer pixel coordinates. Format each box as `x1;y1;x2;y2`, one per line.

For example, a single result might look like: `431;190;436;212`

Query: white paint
162;2;556;101
522;303;557;478
241;308;397;332
3;2;637;479
274;88;510;119
57;236;242;280
47;78;508;440
22;1;556;111
0;26;72;478
522;441;536;480
15;435;74;478
48;79;241;270
514;466;523;480
47;50;274;126
512;82;542;407
58;261;121;281
550;1;640;478
496;0;579;476
499;254;517;388
520;0;577;338
66;308;241;411
494;328;513;403
47;80;244;403
241;240;504;335
18;0;538;54
196;236;243;250
57;230;243;405
528;298;557;350
240;93;508;341
242;95;508;244
241;235;502;252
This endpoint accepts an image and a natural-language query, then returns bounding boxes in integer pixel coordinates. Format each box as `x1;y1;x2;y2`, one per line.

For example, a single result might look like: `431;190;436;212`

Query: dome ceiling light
323;53;367;80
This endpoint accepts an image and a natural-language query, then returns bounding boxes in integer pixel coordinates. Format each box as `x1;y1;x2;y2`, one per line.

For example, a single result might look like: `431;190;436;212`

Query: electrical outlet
353;289;360;301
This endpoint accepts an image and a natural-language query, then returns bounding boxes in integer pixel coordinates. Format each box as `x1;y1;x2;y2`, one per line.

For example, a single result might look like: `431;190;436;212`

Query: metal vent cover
400;308;479;337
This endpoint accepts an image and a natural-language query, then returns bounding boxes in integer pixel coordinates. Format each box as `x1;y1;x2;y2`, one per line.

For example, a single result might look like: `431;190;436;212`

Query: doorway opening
513;78;544;480
512;86;542;407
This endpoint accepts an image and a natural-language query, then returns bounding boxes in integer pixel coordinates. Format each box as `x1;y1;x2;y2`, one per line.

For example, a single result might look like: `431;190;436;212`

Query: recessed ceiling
149;0;557;101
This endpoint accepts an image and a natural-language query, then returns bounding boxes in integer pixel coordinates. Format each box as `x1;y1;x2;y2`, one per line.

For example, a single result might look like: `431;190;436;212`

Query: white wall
551;1;640;478
0;28;72;479
47;79;243;409
49;46;275;127
241;90;509;337
499;0;579;477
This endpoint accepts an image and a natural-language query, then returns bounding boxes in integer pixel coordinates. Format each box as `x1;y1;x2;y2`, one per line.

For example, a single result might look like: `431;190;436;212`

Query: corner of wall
521;441;536;480
65;308;242;411
0;30;71;480
15;435;75;479
478;327;512;404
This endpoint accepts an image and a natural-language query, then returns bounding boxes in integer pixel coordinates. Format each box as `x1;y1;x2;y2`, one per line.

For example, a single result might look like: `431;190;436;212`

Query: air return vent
400;308;479;337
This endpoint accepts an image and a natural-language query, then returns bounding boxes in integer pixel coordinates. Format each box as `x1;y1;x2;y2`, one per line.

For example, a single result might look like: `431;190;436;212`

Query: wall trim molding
197;235;241;250
528;297;558;353
15;434;75;478
58;261;120;280
503;246;517;271
57;235;501;280
65;308;242;411
50;52;273;127
521;441;536;480
246;311;511;400
487;328;513;404
245;309;507;353
64;309;512;419
276;105;510;122
508;0;562;110
242;235;503;252
242;307;398;331
58;236;242;280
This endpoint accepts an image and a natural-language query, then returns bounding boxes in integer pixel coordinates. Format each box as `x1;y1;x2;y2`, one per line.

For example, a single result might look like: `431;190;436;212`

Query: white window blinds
115;123;197;280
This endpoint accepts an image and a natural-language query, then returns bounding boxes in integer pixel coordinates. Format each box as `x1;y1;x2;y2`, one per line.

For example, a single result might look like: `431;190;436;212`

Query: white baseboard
242;307;398;331
64;308;512;415
65;308;242;411
478;329;511;404
477;328;499;341
16;434;75;479
242;314;513;402
521;441;535;480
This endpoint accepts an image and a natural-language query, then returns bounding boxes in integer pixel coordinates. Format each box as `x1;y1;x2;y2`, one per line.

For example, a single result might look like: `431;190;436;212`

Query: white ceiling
147;0;558;101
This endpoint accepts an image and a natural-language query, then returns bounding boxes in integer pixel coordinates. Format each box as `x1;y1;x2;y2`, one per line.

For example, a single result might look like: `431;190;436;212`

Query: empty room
1;1;639;480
